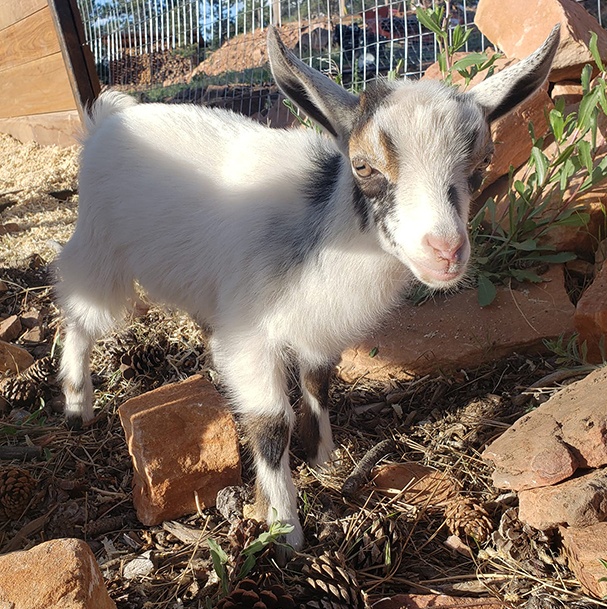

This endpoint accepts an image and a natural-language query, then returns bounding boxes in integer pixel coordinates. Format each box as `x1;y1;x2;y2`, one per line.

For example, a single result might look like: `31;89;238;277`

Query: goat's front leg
212;336;303;559
299;361;336;468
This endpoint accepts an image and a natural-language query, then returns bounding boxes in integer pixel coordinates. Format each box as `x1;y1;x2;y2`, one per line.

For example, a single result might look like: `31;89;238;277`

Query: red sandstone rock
0;315;22;342
119;374;242;525
475;0;607;81
0;538;116;609
371;594;507;608
372;463;460;506
338;265;574;383
483;366;607;490
0;339;33;374
518;468;607;529
560;523;607;599
551;80;583;112
575;262;607;362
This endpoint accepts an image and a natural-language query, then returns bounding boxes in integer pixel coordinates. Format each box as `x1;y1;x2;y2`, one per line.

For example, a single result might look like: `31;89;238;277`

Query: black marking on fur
304;151;342;209
250;415;290;470
356;172;390;201
357;80;395;125
300;363;333;461
263;149;339;272
447;184;460;210
486;67;543;123
468;170;484;193
280;78;338;136
370;183;399;249
352;182;371;231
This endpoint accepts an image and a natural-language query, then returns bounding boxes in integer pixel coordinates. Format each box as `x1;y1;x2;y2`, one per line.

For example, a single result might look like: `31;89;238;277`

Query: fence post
271;0;281;26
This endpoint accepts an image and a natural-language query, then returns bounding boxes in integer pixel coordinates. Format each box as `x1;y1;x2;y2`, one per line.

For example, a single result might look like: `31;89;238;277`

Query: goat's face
347;81;493;287
268;24;561;289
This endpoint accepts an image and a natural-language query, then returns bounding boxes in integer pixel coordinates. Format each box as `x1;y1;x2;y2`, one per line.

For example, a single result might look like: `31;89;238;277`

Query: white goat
56;26;560;556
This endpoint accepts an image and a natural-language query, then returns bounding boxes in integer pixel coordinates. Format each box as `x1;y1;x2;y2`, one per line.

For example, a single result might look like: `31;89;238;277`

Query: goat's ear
469;24;560;123
267;25;359;142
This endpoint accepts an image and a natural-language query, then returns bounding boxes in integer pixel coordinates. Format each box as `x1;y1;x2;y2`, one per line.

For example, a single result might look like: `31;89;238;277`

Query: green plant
471;34;607;305
415;2;501;87
207;517;294;598
544;332;606;366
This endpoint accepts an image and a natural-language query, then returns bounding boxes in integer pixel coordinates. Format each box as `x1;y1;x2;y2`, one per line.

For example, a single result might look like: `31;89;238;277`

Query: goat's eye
352;159;374;178
479;153;493;169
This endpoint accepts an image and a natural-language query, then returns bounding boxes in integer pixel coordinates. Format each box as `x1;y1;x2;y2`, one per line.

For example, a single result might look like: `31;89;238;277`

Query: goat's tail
85;90;138;137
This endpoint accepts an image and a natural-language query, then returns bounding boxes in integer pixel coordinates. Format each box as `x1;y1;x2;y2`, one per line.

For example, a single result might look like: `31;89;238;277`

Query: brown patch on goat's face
348;122;400;185
379;130;400;182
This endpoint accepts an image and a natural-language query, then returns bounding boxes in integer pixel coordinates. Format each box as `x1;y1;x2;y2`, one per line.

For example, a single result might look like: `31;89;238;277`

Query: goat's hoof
273;523;304;566
65;414;84;431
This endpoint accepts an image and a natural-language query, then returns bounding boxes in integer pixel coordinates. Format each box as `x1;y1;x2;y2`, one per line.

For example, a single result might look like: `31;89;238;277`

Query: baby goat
56;26;560;555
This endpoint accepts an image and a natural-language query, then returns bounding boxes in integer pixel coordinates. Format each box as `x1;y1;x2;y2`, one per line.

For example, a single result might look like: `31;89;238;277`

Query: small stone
560;522;607;599
21;326;43;343
0;280;8;293
0;223;19;235
551;80;584;111
123;551;155;580
0;340;34;374
372;463;460;506
338;266;574;383
20;309;42;330
518;468;607;530
0;315;22;342
119;374;242;526
483;366;607;490
0;538;116;608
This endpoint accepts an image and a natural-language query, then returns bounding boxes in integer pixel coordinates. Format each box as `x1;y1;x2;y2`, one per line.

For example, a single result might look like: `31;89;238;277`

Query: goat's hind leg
299;361;336;468
56;259;127;427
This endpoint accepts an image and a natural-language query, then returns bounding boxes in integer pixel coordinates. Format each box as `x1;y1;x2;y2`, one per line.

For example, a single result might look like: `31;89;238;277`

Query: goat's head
267;25;560;289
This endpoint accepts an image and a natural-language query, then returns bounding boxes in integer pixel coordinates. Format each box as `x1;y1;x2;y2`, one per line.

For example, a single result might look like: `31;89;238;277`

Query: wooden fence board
0;0;46;31
0;6;61;71
0;52;75;118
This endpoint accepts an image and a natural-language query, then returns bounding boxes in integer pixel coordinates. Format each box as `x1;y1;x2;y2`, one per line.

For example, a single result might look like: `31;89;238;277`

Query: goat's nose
424;234;466;263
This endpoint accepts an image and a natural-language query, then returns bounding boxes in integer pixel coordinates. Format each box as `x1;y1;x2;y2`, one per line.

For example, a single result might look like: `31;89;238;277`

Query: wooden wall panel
0;52;76;118
0;0;46;31
0;6;61;71
0;0;99;146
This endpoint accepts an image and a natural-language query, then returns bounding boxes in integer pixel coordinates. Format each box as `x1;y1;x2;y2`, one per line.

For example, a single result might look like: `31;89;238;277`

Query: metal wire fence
76;0;606;126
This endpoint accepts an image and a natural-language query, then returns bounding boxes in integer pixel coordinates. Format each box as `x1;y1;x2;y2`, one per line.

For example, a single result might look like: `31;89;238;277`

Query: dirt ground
0;132;604;608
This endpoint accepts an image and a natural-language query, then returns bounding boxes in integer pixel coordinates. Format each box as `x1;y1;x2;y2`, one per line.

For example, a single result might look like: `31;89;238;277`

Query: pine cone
105;329;137;369
0;356;55;409
343;515;403;571
0;467;37;520
444;495;493;543
228;518;267;554
216;578;296;609
302;551;365;609
119;342;166;380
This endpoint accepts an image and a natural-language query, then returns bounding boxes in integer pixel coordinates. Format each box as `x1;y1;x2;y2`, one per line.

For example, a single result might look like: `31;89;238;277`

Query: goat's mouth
405;257;468;288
